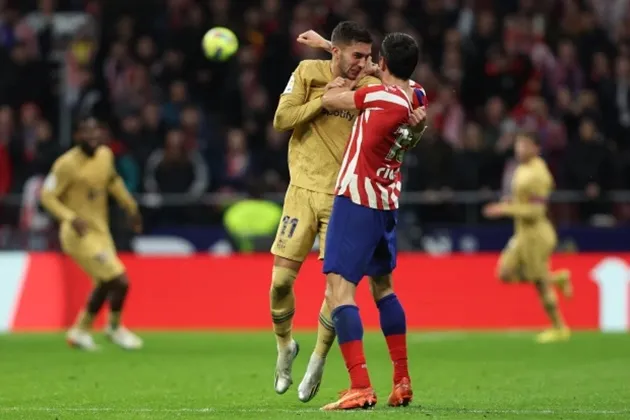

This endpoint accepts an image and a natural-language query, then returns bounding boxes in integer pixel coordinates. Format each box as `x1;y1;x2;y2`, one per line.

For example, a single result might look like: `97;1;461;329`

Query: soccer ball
202;27;239;62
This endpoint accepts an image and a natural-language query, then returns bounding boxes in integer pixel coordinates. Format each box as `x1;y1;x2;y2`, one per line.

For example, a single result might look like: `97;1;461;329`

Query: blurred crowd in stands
1;0;630;227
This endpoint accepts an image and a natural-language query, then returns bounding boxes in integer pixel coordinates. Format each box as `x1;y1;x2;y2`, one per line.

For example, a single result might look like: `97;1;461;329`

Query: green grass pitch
0;332;629;419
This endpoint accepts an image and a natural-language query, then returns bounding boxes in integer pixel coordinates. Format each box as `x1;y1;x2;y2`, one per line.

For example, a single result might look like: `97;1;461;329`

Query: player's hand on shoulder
297;30;329;50
129;212;143;234
71;217;89;237
325;77;348;91
408;106;427;127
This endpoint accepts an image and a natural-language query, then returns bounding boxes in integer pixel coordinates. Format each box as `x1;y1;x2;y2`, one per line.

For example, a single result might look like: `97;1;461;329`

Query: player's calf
78;281;111;329
270;263;298;350
105;275;143;350
534;278;569;341
371;275;412;404
270;262;300;394
298;300;333;402
67;281;111;350
325;273;372;392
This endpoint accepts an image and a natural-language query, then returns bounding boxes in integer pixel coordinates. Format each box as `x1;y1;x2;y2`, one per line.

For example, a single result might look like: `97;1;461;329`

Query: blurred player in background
483;132;573;343
40;117;143;351
317;32;426;410
270;21;381;401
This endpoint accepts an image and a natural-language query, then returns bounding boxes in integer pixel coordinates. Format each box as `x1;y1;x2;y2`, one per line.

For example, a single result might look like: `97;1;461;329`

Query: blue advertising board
141;224;630;254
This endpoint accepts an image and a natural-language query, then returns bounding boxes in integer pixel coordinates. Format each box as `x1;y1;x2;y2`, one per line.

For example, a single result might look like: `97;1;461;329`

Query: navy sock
332;305;363;344
377;293;406;336
377;294;409;383
332;305;371;388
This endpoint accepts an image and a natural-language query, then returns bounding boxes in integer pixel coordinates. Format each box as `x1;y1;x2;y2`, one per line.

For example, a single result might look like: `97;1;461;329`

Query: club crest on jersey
87;188;100;200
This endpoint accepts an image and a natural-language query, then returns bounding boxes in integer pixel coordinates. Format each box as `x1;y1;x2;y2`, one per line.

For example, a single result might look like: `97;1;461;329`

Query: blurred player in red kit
318;32;427;410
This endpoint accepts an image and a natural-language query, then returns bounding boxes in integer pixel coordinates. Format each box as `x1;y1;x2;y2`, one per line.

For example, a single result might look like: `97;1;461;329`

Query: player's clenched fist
408;106;427;127
71;217;89;237
325;77;348;91
297;30;331;52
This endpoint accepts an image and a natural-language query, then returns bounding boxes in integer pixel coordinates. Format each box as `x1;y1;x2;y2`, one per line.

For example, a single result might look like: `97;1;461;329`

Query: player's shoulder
410;80;428;107
296;59;330;76
409;79;426;92
52;147;80;172
531;157;551;173
96;145;114;161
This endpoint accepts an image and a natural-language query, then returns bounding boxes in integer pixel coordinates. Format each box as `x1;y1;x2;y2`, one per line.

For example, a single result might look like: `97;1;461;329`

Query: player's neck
381;73;408;90
521;155;538;165
330;59;342;78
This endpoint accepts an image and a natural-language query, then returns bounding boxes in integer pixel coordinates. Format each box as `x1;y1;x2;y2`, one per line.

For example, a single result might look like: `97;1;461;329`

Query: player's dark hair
380;32;419;80
517;131;541;147
331;21;372;46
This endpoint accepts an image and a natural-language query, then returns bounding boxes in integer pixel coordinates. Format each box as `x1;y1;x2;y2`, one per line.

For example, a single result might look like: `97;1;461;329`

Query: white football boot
274;340;300;394
105;326;143;350
298;353;326;402
66;328;98;351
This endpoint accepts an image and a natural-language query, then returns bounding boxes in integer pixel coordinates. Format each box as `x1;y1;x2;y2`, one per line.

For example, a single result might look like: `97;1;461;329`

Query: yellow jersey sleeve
273;62;324;131
40;157;77;223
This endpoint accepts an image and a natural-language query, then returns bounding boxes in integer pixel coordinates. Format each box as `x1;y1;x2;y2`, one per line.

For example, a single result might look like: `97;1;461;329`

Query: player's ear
331;45;341;59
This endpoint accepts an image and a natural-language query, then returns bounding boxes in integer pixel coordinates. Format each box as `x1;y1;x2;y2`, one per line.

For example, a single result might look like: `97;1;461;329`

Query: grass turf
0;332;628;419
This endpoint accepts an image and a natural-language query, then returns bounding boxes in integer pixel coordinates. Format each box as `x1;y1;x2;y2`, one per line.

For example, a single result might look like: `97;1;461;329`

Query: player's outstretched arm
484;188;548;221
499;198;547;220
321;87;357;111
40;162;77;223
273;63;323;131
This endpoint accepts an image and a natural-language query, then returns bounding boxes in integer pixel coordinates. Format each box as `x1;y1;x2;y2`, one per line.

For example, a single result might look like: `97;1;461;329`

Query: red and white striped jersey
334;81;427;210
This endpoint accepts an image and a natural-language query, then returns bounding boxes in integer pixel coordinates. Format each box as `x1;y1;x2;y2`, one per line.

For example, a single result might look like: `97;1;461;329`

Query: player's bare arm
108;173;142;233
484;176;548;220
321;87;357;111
273;63;324;131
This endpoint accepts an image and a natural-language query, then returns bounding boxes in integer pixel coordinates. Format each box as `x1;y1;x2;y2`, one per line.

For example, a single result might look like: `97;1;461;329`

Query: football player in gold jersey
270;21;381;401
40;117;143;351
483;132;572;343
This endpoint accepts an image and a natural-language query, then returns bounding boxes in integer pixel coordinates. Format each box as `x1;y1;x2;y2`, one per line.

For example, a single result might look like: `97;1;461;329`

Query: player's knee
369;275;393;302
107;274;129;290
497;266;515;283
325;273;355;309
270;266;297;301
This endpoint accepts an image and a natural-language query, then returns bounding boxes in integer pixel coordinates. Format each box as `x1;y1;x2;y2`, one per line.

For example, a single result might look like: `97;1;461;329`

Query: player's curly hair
331;21;372;46
380;33;419;80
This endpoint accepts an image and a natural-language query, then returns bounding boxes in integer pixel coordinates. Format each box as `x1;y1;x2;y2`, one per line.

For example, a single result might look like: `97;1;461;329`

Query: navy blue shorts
323;195;398;284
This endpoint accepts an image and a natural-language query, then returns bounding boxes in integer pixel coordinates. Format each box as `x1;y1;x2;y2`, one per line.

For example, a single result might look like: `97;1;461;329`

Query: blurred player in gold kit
483;132;573;343
270;21;427;402
40;117;143;351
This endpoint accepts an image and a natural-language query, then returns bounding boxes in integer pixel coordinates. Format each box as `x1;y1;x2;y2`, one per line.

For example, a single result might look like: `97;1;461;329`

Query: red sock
339;340;371;389
385;334;409;384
